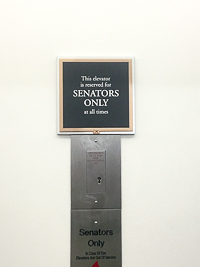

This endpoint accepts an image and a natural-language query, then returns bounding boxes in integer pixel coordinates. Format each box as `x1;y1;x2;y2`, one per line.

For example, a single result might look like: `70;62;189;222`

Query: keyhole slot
97;177;102;185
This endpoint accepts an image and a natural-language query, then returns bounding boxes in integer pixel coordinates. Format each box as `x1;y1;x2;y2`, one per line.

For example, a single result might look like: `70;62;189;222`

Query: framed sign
57;58;135;134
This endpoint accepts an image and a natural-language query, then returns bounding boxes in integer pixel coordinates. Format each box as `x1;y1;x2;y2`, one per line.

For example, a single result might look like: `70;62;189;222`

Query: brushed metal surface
71;209;121;267
86;150;106;194
71;135;121;210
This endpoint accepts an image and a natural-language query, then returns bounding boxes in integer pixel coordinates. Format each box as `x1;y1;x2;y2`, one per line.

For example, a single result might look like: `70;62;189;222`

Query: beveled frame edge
57;57;135;135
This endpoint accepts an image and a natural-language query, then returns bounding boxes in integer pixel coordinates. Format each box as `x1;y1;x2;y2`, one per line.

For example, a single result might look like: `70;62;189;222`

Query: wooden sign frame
57;58;135;134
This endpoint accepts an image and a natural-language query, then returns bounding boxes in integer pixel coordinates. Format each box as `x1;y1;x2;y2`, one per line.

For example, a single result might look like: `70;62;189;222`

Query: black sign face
58;59;134;133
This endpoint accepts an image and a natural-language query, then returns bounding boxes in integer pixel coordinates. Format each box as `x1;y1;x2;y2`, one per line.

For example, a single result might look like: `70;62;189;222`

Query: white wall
0;0;200;266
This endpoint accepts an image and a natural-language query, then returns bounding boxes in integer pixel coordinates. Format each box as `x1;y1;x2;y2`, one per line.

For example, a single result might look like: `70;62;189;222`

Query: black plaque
58;59;134;133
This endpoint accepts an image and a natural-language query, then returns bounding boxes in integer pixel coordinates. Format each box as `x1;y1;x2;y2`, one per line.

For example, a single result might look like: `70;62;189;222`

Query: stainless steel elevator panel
71;135;121;210
71;135;121;267
71;209;121;267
